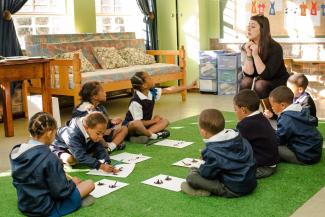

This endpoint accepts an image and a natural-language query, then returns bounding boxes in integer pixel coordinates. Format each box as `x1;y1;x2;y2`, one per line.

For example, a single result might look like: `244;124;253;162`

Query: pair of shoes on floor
180;182;211;196
156;129;170;139
81;195;95;207
130;136;149;144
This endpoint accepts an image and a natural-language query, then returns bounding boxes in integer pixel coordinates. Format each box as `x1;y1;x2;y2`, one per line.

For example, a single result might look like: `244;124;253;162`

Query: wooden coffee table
0;58;52;137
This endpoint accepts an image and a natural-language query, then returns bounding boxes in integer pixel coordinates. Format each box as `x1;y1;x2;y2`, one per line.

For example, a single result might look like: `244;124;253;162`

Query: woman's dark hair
234;89;260;112
84;112;108;128
130;71;146;90
28;112;57;138
250;15;274;61
79;81;102;102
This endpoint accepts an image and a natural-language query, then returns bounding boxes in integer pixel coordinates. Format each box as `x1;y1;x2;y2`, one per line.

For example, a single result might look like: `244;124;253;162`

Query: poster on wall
310;1;318;15
270;1;276;15
300;2;307;16
322;4;325;16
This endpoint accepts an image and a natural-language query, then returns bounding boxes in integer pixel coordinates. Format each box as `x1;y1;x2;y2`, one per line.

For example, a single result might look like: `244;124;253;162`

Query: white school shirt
129;88;162;120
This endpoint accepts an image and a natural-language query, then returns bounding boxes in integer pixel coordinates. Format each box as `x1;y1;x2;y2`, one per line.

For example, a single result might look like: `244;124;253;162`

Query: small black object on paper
154;179;163;184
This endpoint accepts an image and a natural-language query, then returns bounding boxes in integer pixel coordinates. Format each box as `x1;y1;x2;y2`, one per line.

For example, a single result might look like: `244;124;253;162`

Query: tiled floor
0;92;324;216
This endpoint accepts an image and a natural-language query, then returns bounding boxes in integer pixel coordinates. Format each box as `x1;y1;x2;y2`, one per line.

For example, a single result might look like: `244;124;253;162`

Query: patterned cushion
92;47;129;69
119;48;156;65
55;50;95;72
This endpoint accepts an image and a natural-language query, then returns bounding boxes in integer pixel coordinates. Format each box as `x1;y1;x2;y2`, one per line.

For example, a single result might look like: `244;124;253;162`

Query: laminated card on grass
90;179;128;198
173;158;205;168
153;139;193;149
142;174;186;192
110;152;151;164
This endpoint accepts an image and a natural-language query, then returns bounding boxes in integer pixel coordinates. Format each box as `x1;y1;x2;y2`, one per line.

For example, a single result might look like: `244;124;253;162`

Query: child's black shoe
116;142;126;150
156;130;170;139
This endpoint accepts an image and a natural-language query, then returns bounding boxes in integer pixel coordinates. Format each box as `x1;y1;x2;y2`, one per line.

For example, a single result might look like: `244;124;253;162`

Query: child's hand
111;118;122;125
72;176;81;185
187;80;197;90
153;115;162;123
100;164;119;173
263;109;274;119
104;129;112;136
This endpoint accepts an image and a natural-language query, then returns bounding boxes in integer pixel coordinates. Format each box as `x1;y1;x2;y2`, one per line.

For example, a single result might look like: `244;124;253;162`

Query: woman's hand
244;41;254;56
250;43;259;57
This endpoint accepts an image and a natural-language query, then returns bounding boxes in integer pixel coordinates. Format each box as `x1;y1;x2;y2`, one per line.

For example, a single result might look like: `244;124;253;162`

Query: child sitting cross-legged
10;112;95;217
52;112;119;173
181;109;257;197
72;81;128;152
268;86;323;165
287;73;318;125
124;71;196;143
234;90;279;179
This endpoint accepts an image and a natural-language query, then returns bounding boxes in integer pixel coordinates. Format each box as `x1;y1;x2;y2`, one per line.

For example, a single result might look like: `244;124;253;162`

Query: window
96;0;146;39
13;0;74;48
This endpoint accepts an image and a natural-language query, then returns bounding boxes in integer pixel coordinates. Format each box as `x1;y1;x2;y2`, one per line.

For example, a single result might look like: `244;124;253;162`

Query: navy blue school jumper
199;129;257;195
294;92;318;125
123;88;162;125
277;104;323;164
237;111;279;167
52;118;110;169
10;140;80;216
72;101;115;141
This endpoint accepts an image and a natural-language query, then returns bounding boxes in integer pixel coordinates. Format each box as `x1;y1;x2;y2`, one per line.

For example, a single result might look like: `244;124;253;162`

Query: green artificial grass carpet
1;112;325;217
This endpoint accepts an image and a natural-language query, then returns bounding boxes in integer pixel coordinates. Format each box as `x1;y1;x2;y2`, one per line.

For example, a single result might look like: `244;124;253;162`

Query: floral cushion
119;48;156;65
56;50;95;72
92;47;129;69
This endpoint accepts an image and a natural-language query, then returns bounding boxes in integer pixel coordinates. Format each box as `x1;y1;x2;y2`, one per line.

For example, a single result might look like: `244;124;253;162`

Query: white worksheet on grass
90;179;128;198
87;163;135;178
153;139;193;149
142;174;186;192
110;152;151;164
173;158;205;168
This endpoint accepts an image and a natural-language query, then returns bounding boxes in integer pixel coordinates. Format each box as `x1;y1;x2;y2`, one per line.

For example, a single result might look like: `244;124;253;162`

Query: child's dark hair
269;86;294;104
130;71;146;90
84;112;108;128
79;81;102;102
233;89;260;112
28;112;57;138
199;109;225;135
287;73;309;90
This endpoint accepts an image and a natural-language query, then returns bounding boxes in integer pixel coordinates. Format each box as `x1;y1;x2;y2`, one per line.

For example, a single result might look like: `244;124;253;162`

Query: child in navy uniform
234;90;279;178
52;112;119;173
269;86;323;165
287;73;318;125
125;71;196;143
181;109;257;197
10;112;95;217
72;81;128;152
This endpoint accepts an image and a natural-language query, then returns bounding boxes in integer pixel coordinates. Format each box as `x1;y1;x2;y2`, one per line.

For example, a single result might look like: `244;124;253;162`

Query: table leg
1;81;14;137
41;62;52;114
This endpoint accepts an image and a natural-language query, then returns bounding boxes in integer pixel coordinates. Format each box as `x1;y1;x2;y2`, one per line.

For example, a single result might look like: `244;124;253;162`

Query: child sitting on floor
52;112;119;173
181;109;257;197
268;86;323;165
10;112;95;217
124;71;196;143
72;81;128;152
234;90;279;178
287;73;318;125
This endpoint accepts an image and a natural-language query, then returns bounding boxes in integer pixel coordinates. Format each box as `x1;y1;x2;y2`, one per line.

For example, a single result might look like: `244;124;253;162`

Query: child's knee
129;120;143;129
160;118;169;127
